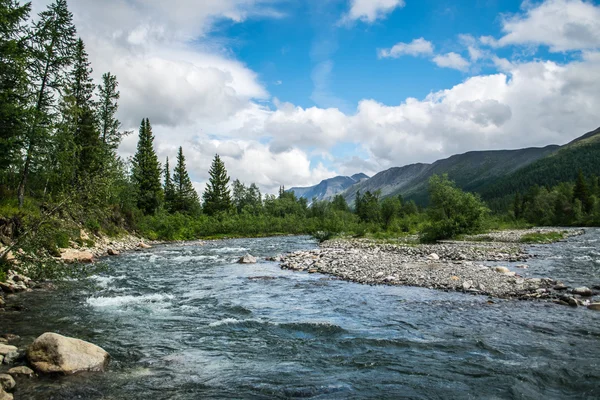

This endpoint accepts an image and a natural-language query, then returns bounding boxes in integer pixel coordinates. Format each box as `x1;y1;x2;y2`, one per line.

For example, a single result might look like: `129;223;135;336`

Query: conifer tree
173;147;200;214
0;0;31;175
574;169;592;213
163;157;175;212
202;154;232;216
17;0;76;207
69;38;100;178
98;72;125;152
131;118;162;215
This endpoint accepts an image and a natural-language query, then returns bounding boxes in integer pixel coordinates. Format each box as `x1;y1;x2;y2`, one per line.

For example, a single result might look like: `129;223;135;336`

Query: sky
31;0;600;193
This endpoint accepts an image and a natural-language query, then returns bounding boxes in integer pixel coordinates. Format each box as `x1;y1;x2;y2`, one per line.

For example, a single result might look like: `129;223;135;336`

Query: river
2;232;600;399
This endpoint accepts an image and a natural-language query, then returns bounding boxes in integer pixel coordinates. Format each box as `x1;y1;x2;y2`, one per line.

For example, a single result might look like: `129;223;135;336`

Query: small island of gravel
280;228;597;306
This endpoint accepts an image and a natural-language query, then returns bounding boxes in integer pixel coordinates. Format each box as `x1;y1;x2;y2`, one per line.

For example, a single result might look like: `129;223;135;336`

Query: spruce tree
574;169;592;213
17;0;76;207
0;0;31;175
202;154;232;216
131;118;162;215
173;147;200;214
98;72;125;152
163;157;175;212
69;38;100;178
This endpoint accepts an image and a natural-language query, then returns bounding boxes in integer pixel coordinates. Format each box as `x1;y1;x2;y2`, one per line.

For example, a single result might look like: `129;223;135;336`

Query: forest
1;0;600;280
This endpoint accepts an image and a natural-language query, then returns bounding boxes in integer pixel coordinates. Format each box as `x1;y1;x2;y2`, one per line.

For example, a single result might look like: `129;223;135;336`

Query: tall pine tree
17;0;76;207
172;147;200;214
163;156;175;212
0;0;31;177
98;72;126;153
69;38;100;179
574;169;593;214
202;154;232;216
131;118;162;215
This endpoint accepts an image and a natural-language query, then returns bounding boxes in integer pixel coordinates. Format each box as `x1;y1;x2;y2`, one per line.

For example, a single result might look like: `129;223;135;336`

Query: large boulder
60;249;94;264
238;254;257;264
7;366;34;378
27;333;109;374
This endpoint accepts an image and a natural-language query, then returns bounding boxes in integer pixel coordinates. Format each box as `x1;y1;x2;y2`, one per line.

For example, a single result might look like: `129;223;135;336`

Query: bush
421;175;489;242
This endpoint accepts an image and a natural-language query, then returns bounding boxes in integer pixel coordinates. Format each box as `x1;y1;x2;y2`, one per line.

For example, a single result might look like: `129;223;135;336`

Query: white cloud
498;0;600;51
432;52;471;71
378;38;434;58
341;0;405;24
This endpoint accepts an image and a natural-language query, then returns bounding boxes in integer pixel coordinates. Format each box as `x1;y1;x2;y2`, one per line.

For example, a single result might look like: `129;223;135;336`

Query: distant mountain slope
341;145;558;206
480;127;600;206
289;173;369;201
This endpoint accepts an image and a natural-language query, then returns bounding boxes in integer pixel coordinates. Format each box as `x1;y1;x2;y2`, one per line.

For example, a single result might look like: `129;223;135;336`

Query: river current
2;231;600;399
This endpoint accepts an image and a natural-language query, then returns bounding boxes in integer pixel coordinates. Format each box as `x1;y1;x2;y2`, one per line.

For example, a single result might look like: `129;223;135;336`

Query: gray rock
0;388;13;400
2;351;22;365
587;303;600;311
0;345;17;357
462;281;473;290
237;254;257;264
573;287;592;297
7;366;34;377
0;374;15;391
27;332;110;374
494;266;510;273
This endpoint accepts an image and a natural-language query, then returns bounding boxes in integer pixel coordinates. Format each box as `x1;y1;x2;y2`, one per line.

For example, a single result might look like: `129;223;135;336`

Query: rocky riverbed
280;228;600;307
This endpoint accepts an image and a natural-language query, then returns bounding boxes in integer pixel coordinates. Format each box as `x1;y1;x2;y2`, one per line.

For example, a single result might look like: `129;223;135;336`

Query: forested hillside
481;127;600;210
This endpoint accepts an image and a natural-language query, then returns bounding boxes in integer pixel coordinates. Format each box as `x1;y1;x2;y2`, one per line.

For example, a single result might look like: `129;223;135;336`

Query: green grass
520;231;566;244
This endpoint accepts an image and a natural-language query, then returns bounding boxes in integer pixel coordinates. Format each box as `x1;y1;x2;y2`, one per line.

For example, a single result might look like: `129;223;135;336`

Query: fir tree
17;0;76;207
98;72;125;152
131;118;162;215
69;38;100;178
163;157;175;212
574;169;593;213
0;0;31;174
173;147;200;214
202;154;232;216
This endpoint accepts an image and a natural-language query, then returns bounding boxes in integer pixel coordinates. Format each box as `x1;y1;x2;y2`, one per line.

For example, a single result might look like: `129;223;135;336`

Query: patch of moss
520;231;566;244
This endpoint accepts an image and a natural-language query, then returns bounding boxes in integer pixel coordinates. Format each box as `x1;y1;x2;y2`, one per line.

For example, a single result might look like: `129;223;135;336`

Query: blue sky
36;0;600;192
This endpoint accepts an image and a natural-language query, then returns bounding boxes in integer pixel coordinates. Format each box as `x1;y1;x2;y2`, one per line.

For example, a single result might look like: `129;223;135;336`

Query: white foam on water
173;255;220;263
573;256;593;262
90;275;126;288
86;293;174;308
208;318;243;327
213;247;249;253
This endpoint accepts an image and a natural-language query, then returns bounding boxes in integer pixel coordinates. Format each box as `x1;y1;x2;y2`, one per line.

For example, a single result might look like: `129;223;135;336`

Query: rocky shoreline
280;228;600;308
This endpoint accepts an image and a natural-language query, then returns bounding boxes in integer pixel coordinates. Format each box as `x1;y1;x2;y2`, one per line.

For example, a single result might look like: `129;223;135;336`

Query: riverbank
280;228;600;306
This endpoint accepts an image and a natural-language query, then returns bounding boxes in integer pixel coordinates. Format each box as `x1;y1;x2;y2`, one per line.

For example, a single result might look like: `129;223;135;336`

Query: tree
69;38;100;179
381;196;401;229
97;72;126;153
574;169;593;213
0;0;31;175
202;154;232;216
421;174;489;242
163;157;175;212
172;147;200;214
131;118;162;215
331;194;349;212
356;190;381;223
17;0;76;207
232;179;247;213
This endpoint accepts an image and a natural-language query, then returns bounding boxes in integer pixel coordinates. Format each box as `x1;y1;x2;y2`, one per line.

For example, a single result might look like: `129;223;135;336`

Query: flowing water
2;232;600;399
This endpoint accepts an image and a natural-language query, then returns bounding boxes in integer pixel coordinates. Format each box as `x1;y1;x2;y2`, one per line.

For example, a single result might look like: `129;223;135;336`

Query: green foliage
520;232;566;244
131;118;163;215
202;154;232;216
172;147;200;214
421;174;489;242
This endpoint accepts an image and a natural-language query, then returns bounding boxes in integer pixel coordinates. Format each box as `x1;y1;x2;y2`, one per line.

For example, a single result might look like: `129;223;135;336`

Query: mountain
289;173;369;202
340;127;600;206
480;127;600;208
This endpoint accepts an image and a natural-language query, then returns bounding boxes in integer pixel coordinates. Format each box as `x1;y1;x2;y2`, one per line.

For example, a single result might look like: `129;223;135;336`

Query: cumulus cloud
378;38;434;58
341;0;405;24
432;52;471;71
497;0;600;51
